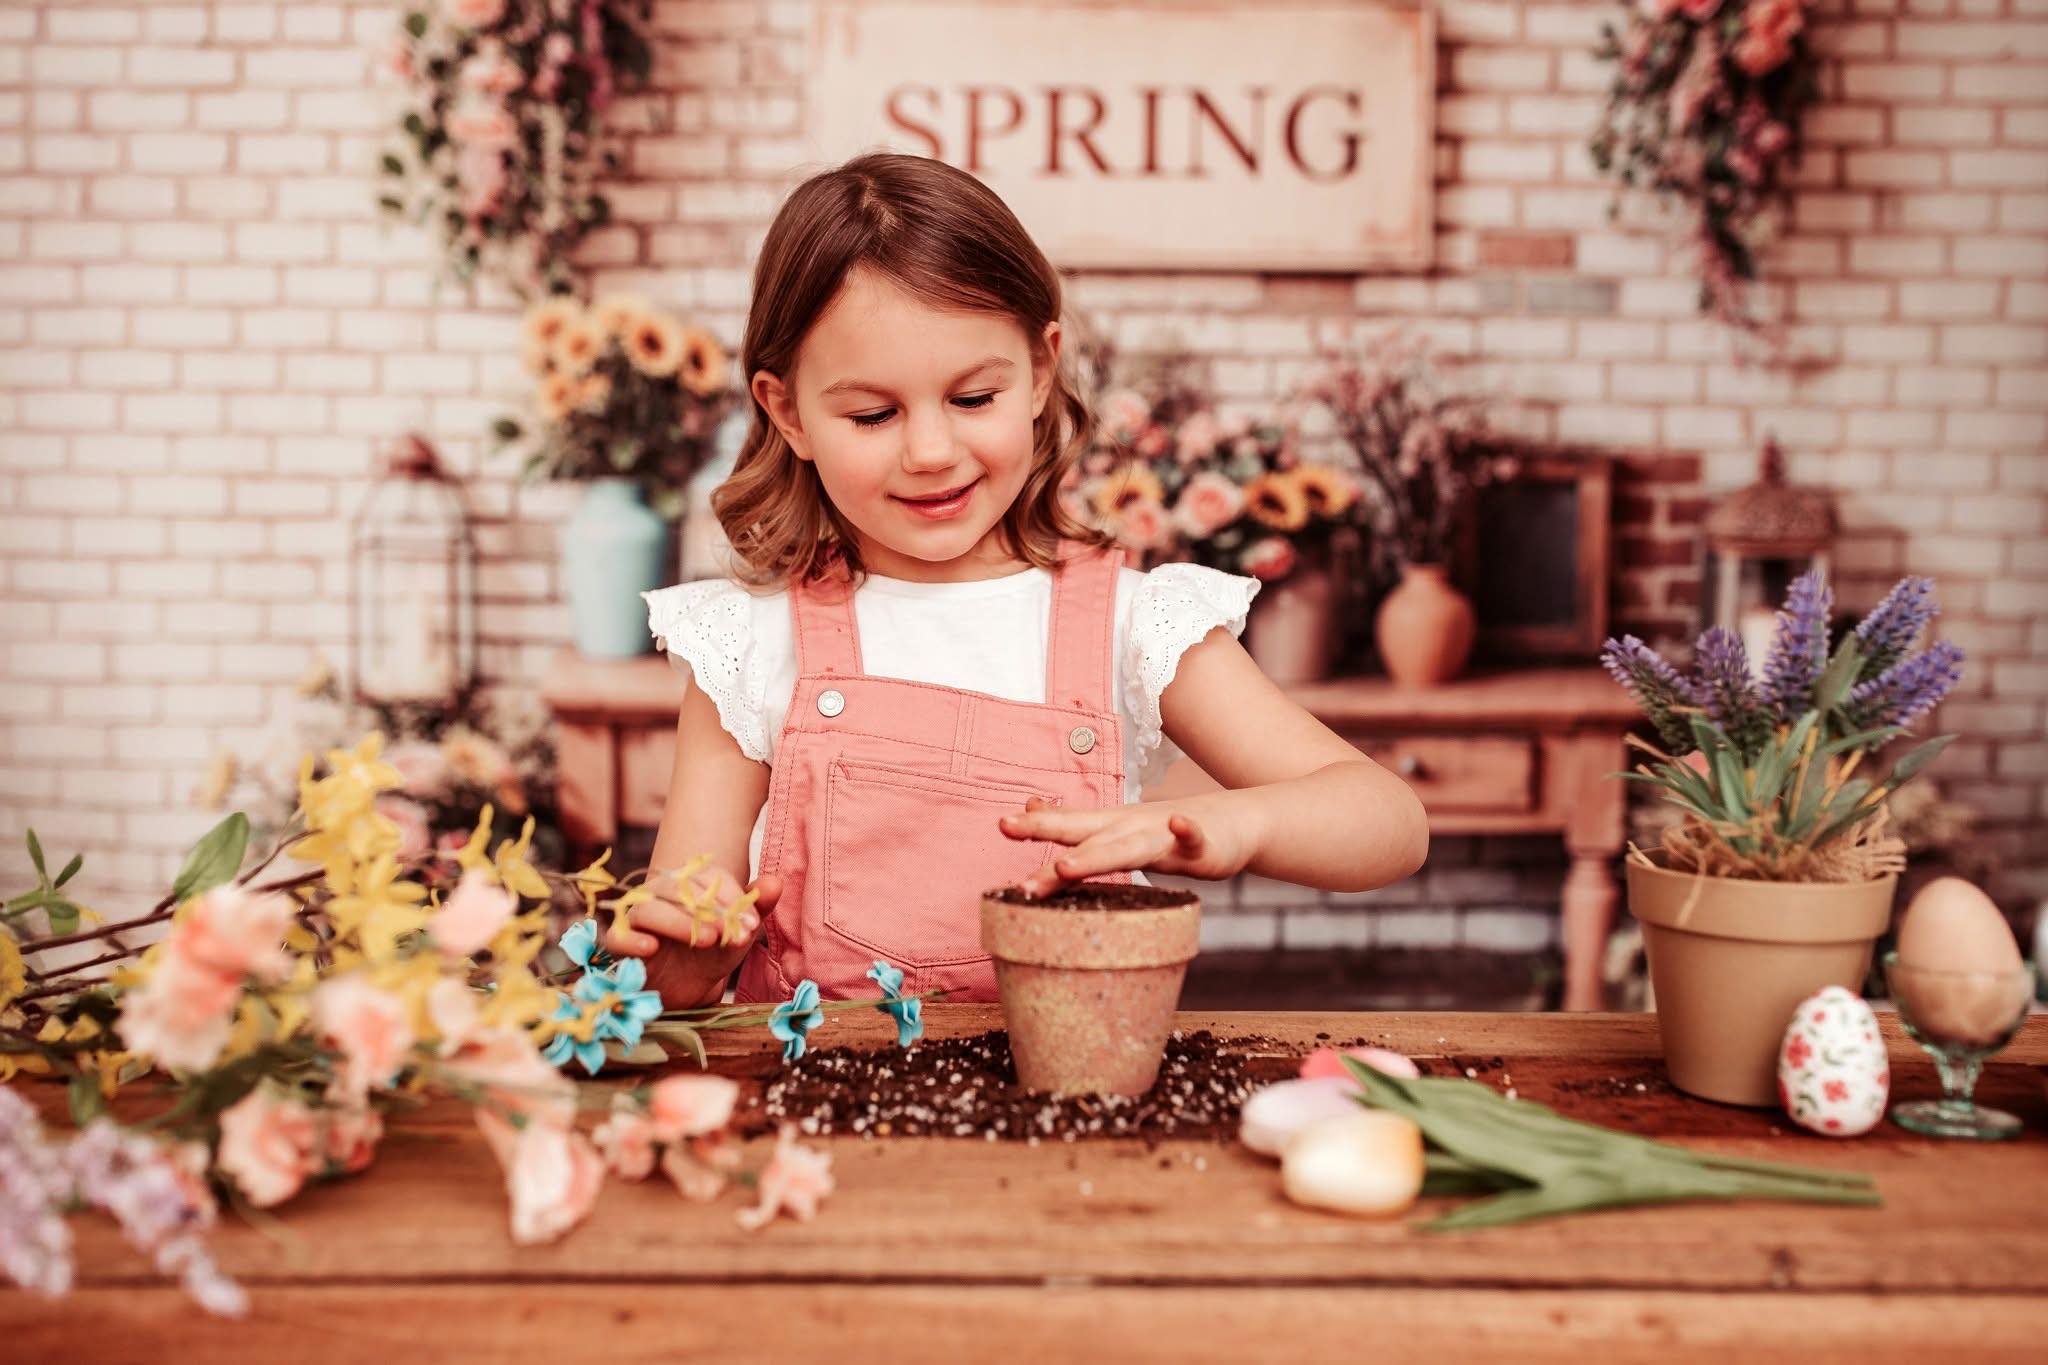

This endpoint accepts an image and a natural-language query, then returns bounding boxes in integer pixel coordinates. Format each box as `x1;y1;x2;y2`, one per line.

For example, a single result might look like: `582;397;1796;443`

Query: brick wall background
3;1;2044;974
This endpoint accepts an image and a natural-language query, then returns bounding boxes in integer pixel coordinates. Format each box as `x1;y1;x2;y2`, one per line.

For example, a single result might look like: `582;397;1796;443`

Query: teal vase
562;478;668;658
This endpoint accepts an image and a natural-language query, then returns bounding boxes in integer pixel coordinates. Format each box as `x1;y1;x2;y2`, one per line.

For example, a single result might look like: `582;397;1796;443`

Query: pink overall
732;542;1133;1004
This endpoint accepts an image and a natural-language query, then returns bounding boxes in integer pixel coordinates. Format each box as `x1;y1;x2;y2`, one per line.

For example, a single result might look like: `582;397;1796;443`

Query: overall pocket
822;759;1063;968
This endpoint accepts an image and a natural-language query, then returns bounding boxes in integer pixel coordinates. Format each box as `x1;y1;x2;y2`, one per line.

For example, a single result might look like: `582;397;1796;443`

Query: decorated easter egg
1777;986;1889;1137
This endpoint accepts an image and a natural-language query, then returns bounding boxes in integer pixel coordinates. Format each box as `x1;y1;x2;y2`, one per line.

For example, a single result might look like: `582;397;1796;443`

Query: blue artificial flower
579;956;665;1050
541;991;607;1076
769;978;824;1062
542;955;666;1076
559;917;613;972
866;959;924;1049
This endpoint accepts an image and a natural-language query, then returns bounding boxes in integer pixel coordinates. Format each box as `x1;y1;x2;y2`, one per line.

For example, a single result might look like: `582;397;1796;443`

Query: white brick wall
2;0;2045;931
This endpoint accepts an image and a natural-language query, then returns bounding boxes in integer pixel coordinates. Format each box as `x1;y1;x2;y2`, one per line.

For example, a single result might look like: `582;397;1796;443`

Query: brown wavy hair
713;152;1113;588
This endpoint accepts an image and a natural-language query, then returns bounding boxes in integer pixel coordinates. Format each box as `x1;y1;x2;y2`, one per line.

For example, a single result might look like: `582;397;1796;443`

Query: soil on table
739;1027;1385;1144
983;882;1200;911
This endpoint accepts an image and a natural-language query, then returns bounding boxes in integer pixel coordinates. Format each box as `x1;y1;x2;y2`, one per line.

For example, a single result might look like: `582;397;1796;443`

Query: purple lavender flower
1762;570;1833;722
1853;576;1936;681
1843;640;1965;732
1602;634;1701;754
1690;626;1772;758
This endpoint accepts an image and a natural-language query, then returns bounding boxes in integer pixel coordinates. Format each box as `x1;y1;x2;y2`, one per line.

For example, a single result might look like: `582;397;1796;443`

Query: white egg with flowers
1777;986;1888;1137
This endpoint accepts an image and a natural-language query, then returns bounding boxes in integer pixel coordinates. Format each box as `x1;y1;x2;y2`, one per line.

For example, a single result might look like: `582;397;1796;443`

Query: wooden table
543;651;1640;1010
10;1009;2046;1362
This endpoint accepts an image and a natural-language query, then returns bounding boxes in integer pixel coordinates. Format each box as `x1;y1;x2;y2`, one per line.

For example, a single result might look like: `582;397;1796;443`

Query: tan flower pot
980;884;1201;1097
1627;856;1897;1106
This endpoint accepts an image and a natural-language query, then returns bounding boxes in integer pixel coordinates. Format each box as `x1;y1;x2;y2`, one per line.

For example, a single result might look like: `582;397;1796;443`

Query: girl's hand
602;866;782;1009
998;796;1257;898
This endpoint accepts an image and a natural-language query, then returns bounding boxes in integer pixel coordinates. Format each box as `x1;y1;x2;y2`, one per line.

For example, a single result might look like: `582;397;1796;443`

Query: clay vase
980;883;1202;1097
1374;562;1476;688
1244;562;1337;685
1627;855;1897;1106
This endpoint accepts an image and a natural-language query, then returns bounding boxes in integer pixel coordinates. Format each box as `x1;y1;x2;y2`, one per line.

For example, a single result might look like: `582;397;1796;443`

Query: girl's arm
1004;627;1428;894
602;671;778;1008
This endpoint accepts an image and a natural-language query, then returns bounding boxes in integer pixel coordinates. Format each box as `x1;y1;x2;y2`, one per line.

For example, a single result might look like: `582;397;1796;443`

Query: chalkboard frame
1458;450;1612;661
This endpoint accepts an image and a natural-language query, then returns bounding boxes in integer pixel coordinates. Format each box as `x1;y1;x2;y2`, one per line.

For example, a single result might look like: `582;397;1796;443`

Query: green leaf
26;828;47;880
1880;732;1954;791
380;153;405;177
402;11;427;39
55;854;83;888
68;1070;106;1126
169;813;250;905
1813;635;1864;716
491;417;522;443
45;898;80;936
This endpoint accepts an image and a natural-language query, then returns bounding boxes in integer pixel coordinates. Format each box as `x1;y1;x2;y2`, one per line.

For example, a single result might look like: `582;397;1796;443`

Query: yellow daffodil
478;961;558;1033
322;851;429;963
490;816;551;901
570;848;617;919
0;931;24;1011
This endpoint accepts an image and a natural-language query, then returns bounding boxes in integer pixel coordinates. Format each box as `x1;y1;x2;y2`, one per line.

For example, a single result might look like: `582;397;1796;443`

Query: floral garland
1;732;939;1312
1591;0;1823;339
377;0;653;298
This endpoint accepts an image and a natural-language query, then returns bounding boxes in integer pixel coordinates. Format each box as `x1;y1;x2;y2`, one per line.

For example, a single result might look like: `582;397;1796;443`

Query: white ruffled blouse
643;563;1260;875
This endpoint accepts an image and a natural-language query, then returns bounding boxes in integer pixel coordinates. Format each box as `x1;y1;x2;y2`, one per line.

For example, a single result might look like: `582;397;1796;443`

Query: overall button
1068;725;1096;755
817;689;846;718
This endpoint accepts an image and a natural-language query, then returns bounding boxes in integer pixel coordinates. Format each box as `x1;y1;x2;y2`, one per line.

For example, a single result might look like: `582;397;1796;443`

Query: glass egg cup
1882;950;2038;1141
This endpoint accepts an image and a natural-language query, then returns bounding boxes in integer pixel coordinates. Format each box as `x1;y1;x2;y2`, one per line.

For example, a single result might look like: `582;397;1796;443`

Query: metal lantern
348;433;478;708
1702;436;1837;670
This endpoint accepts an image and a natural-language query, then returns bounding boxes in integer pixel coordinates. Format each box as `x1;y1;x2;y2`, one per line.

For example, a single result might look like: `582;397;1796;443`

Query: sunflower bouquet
492;295;736;520
1069;353;1360;584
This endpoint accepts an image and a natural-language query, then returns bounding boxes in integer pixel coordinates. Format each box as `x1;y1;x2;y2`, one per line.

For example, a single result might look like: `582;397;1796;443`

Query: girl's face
752;267;1060;582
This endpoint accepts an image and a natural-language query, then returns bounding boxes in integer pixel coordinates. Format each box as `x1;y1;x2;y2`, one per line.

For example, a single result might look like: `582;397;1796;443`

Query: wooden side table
540;649;1639;1010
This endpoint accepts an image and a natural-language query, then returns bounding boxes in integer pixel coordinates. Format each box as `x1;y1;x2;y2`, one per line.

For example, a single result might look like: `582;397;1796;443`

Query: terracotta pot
980;885;1202;1097
1627;857;1897;1106
1374;563;1476;688
1245;563;1336;685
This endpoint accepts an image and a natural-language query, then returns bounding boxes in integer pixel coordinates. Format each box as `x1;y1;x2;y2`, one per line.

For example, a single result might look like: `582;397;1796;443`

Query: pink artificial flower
1240;536;1298;582
591;1106;658;1181
430;868;518;962
1172;471;1248;539
445;0;508;28
311;975;415;1101
376;795;433;862
446;97;518;150
442;1027;578;1128
1173;412;1220;463
661;1134;740;1202
646;1074;740;1143
175;883;296;986
1133;425;1169;460
215;1087;322;1208
477;1109;605;1246
425;976;481;1051
381;35;414;81
1115;499;1172;553
383;740;451;800
1097;389;1151;441
1681;0;1722;18
323;1104;384;1175
734;1126;835;1230
115;950;242;1073
460;44;526;95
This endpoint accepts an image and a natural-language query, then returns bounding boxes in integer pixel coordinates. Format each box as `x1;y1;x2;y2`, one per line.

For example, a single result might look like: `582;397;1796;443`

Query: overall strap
789;560;862;677
1044;542;1123;714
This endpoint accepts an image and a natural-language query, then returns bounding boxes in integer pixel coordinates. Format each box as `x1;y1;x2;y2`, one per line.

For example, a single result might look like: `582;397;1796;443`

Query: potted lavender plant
1603;573;1962;1105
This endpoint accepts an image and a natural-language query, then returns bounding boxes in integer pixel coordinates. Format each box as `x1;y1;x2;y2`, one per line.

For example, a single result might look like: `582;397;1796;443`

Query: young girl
614;153;1428;1009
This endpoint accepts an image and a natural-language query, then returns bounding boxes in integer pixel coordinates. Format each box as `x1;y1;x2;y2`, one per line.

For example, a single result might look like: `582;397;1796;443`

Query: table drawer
1354;734;1535;813
618;726;676;827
